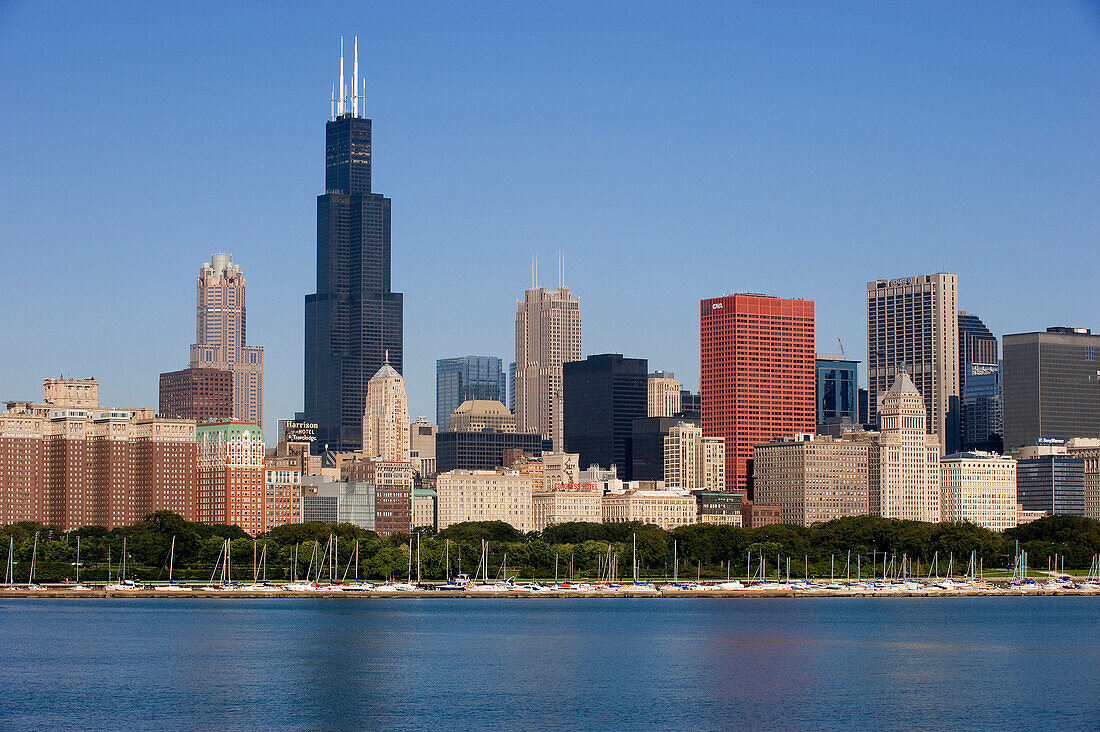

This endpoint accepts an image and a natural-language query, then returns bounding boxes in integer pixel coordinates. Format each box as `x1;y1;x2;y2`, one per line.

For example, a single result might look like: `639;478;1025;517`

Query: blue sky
2;2;1098;439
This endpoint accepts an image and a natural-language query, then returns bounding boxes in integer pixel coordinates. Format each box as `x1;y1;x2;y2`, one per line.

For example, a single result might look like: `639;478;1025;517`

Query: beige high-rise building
448;400;516;433
362;360;411;462
870;372;942;522
648;372;682;417
867;273;959;454
188;254;264;426
939;452;1017;531
664;423;725;491
1066;438;1100;520
514;278;581;451
752;434;871;526
436;469;534;532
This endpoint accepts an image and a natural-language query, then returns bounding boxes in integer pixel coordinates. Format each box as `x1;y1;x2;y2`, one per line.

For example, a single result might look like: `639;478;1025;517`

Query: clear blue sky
2;2;1099;440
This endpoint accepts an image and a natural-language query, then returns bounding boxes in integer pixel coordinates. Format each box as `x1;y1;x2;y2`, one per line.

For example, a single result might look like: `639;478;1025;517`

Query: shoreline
2;586;1098;599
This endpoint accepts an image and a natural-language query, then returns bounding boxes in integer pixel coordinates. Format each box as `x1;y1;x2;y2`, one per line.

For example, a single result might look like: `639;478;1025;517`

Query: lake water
1;597;1097;731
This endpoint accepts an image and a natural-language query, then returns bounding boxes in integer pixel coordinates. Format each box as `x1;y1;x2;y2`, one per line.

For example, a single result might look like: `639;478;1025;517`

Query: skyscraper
700;294;816;492
962;361;1003;452
815;353;858;429
436;356;507;430
562;353;648;479
514;265;581;450
304;38;403;452
647;371;682;417
363;359;411;462
162;254;264;425
958;310;998;391
1003;327;1100;449
866;273;959;454
869;372;941;522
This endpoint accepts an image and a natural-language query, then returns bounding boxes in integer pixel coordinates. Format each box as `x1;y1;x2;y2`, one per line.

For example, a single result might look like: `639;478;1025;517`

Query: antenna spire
331;83;335;121
353;36;359;117
338;37;345;116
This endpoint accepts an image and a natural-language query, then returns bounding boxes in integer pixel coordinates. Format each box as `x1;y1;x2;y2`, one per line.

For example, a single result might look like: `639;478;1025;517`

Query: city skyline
2;5;1099;439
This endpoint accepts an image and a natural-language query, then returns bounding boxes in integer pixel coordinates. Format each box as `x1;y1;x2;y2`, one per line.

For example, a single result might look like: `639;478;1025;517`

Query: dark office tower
815;353;858;429
563;354;648;479
304;39;403;452
677;390;701;421
962;362;1003;453
958;311;998;390
436;356;507;430
1003;327;1100;449
1015;454;1085;516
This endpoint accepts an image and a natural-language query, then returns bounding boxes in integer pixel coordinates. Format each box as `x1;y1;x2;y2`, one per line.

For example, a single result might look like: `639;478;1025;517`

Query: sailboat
161;536;191;591
106;537;142;591
70;535;91;591
27;531;47;590
199;539;235;591
4;536;14;586
438;539;470;591
241;539;279;592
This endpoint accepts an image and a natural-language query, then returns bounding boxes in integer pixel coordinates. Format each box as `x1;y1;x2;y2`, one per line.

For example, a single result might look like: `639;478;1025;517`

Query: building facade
362;360;410;462
815;353;859;429
1014;454;1085;516
866;273;959;454
158;367;234;423
185;254;264;427
514;283;581;451
263;459;304;530
196;421;266;535
631;416;695;482
1003;327;1100;449
531;488;602;532
412;487;436;530
436;356;507;430
700;294;816;492
752;434;870;527
869;373;942;522
693;490;745;526
0;378;196;529
410;417;437;479
435;430;546;473
343;458;413;535
939;452;1016;531
647;371;682;418
664;423;725;492
1066;438;1100;520
435;469;534;532
601;490;696;530
448;400;516;433
958;311;998;392
563;354;648;481
962;362;1003;453
304;43;403;452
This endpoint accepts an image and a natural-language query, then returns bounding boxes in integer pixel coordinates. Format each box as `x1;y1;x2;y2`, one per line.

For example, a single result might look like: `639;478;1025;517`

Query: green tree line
2;511;1098;583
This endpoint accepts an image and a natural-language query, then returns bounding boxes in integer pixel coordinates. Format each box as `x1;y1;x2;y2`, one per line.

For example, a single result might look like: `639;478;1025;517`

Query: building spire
353;36;359;117
338;37;345;116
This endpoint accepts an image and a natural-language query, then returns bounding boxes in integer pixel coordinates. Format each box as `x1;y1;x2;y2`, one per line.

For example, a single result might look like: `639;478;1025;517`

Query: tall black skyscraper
563;353;648;479
304;39;403;452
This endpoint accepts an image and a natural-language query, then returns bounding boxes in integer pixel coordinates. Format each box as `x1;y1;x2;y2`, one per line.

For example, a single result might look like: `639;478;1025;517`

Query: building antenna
353;36;359;117
331;83;335;121
338;37;345;116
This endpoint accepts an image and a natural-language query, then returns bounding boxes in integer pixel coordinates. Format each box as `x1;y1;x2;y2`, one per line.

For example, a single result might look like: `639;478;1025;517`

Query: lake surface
1;597;1097;731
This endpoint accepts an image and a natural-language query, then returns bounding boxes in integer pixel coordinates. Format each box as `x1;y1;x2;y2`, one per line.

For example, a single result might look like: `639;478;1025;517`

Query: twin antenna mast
331;36;366;120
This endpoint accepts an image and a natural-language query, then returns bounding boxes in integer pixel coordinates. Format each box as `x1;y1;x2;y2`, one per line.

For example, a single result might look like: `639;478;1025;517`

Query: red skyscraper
700;294;816;492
